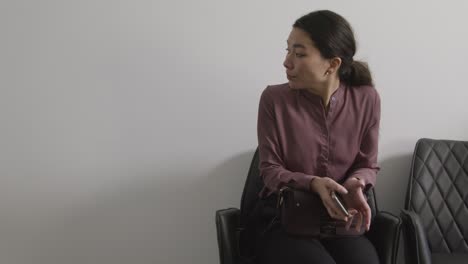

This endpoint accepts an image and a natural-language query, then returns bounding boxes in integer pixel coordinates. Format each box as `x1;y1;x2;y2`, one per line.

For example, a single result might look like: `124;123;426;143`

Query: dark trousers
255;225;380;264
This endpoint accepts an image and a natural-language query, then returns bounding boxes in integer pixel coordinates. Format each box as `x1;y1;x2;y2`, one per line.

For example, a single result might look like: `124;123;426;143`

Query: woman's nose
283;55;293;70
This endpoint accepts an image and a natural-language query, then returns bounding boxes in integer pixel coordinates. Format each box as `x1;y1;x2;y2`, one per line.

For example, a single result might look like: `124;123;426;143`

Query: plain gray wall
1;0;468;263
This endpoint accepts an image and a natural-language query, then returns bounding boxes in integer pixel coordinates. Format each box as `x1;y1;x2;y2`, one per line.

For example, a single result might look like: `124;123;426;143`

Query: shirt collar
297;82;346;104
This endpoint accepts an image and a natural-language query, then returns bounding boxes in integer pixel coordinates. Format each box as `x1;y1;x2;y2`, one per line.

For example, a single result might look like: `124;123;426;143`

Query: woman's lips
287;74;296;80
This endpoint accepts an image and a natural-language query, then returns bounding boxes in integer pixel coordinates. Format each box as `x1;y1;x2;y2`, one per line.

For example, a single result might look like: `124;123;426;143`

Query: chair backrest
239;148;378;228
239;148;262;228
405;138;468;253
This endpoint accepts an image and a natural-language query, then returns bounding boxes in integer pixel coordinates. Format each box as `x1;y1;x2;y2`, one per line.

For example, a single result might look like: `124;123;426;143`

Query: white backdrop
1;0;468;263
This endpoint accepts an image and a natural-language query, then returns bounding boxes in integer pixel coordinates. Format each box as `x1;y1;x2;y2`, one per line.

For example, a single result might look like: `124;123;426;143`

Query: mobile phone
331;191;349;217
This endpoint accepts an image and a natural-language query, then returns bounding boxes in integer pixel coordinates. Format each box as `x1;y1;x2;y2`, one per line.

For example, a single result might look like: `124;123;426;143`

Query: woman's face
283;27;331;90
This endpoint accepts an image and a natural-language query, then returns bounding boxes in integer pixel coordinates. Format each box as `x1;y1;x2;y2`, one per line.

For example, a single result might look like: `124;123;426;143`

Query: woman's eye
285;48;305;58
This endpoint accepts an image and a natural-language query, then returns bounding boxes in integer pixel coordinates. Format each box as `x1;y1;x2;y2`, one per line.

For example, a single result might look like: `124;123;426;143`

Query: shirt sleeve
344;90;381;191
257;87;316;197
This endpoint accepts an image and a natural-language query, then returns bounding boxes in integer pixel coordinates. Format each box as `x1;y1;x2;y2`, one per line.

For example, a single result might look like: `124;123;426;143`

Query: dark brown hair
293;10;373;86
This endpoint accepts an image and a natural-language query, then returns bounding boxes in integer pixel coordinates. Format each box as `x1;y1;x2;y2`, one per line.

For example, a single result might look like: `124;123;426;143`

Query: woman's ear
327;57;342;74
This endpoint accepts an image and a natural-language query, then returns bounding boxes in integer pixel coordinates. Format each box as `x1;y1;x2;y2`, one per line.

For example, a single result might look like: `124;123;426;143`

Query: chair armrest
400;209;431;264
216;208;241;264
366;211;401;264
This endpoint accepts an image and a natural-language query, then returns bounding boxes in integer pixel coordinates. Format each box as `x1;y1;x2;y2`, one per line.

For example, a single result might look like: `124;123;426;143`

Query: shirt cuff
290;173;317;191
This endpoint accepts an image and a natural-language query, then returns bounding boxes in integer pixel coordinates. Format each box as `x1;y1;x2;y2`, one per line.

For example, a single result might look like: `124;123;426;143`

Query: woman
255;10;381;264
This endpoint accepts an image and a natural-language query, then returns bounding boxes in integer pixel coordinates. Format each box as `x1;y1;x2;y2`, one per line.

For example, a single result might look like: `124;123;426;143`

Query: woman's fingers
327;180;348;195
356;211;363;232
344;209;358;230
355;191;371;231
363;204;371;231
345;216;353;230
324;199;348;221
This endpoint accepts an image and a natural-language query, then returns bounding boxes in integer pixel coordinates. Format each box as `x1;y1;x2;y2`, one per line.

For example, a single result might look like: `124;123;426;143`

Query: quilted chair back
405;138;468;253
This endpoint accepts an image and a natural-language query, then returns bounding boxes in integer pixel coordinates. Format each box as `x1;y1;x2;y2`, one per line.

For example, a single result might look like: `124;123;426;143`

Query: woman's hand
310;177;351;221
342;177;371;232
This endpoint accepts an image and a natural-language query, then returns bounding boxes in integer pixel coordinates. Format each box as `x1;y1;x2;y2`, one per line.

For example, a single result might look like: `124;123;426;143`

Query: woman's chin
287;81;301;90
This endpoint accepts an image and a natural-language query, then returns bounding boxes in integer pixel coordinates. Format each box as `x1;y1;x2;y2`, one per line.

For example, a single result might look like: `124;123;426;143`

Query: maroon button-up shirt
257;82;381;197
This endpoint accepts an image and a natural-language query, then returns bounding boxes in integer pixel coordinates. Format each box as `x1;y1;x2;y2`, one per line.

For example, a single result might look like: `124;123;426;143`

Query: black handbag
277;186;366;237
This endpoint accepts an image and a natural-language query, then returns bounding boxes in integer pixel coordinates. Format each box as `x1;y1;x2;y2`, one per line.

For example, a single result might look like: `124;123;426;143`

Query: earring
325;71;330;75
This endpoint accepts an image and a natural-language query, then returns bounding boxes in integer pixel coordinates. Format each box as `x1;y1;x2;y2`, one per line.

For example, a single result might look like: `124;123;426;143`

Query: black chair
401;138;468;264
216;148;401;264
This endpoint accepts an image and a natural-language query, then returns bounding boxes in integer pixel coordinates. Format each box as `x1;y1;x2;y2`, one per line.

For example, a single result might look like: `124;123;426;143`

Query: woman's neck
306;78;340;107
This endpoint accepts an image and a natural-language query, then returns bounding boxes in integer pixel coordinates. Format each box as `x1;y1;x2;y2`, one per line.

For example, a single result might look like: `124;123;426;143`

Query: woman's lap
255;227;379;264
321;235;380;264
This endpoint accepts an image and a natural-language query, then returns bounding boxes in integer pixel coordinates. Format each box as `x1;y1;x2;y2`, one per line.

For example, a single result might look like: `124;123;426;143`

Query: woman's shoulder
260;83;295;103
347;84;380;105
262;82;290;96
348;84;378;95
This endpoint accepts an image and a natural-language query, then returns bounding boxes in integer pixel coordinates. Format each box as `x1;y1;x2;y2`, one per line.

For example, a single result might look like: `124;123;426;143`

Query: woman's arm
344;91;381;192
257;87;316;197
342;90;381;231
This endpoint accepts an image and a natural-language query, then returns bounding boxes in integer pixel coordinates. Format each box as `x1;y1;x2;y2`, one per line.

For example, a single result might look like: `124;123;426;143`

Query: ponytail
340;60;373;87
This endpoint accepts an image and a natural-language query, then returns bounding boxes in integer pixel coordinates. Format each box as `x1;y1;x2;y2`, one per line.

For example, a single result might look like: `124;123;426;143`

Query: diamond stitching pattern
410;139;468;253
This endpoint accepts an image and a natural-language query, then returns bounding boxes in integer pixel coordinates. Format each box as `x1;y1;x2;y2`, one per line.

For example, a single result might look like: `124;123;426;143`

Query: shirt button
331;97;336;101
